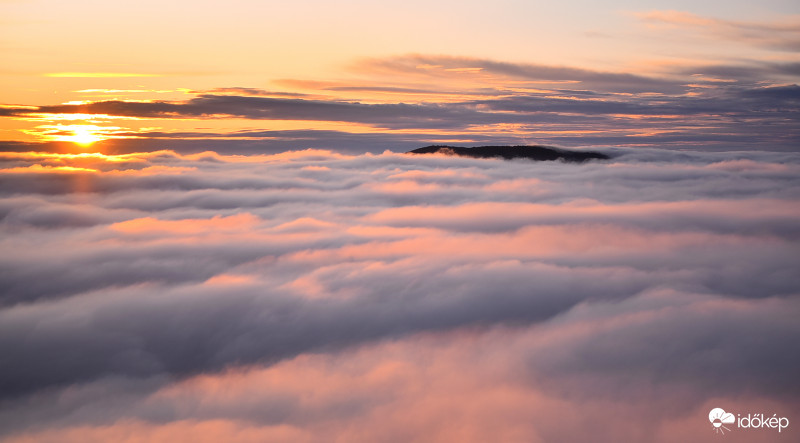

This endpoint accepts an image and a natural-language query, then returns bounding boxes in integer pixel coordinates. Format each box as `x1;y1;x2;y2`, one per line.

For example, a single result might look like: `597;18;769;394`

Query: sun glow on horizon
41;125;106;147
70;127;102;147
20;123;122;147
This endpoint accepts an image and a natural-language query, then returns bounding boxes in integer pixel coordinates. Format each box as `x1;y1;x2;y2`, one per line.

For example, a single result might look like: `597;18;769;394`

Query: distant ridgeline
407;145;610;162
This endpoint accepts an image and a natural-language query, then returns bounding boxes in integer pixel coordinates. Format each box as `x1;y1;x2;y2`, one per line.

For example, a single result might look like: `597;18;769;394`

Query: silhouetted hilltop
408;145;609;162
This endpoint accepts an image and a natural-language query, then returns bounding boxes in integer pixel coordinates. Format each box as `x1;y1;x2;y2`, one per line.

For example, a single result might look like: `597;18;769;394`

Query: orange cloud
111;213;262;235
0;164;98;173
204;274;258;286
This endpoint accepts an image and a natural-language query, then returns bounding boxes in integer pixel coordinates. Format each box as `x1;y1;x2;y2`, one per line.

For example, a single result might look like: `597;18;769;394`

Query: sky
1;0;799;152
1;1;799;442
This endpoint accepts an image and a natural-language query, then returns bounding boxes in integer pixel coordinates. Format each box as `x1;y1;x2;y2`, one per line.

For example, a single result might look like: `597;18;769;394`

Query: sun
70;127;102;147
27;123;118;148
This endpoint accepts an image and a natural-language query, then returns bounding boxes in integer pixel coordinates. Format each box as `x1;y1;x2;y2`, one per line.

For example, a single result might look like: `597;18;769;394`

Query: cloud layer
3;53;798;153
1;147;799;442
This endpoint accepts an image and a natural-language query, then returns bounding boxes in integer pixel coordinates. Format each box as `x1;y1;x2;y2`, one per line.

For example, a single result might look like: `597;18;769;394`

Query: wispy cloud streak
636;10;800;51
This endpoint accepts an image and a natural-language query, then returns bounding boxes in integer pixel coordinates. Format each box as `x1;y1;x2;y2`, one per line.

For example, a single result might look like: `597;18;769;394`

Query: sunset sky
1;1;799;442
2;0;799;152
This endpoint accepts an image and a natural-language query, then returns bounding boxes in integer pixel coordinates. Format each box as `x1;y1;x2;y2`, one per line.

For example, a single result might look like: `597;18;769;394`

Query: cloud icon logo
709;408;735;434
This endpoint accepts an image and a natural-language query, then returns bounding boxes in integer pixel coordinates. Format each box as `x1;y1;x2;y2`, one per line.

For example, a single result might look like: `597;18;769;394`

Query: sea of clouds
1;147;798;442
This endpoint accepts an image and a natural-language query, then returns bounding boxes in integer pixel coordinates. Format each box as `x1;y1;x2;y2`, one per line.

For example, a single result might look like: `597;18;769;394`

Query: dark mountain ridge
408;145;610;162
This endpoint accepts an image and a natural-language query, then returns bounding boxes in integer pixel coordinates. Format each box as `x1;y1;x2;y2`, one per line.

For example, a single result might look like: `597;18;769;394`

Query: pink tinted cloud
635;10;800;51
294;224;763;264
366;199;798;234
4;420;313;443
111;213;262;235
6;289;796;442
1;147;798;442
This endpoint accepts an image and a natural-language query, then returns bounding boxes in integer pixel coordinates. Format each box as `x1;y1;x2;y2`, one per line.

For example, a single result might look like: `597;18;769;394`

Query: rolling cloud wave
1;147;798;441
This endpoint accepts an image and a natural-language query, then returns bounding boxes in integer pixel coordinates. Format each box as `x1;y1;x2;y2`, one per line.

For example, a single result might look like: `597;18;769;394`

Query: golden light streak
44;72;162;78
0;164;99;173
0;105;37;111
19;113;144;122
0;151;150;162
0;149;352;165
75;89;175;93
22;124;122;146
